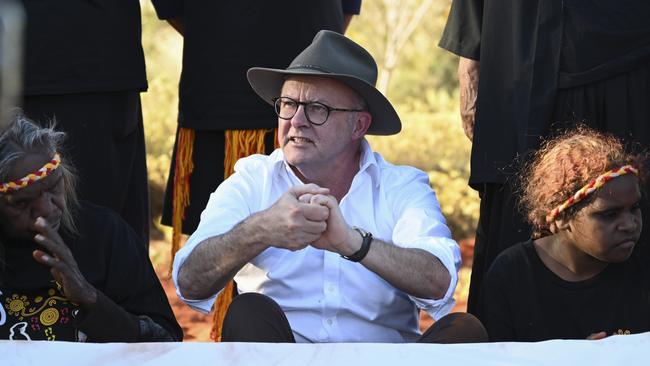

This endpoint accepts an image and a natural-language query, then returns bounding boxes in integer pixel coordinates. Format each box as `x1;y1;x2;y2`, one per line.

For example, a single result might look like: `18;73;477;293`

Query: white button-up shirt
173;139;461;343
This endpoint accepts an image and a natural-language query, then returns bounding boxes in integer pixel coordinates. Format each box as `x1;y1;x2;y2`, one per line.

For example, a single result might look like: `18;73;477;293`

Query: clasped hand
260;183;358;255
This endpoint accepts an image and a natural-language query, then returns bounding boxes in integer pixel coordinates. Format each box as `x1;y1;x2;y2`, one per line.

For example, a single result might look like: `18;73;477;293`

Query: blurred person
173;30;487;344
481;127;650;341
0;113;182;342
19;0;150;245
439;0;650;318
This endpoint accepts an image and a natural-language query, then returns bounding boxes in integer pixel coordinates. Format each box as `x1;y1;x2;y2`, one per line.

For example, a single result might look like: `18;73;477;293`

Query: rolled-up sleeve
389;169;462;320
171;159;261;313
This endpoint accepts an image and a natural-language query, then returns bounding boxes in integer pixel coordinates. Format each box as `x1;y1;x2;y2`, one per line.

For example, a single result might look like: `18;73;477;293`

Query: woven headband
0;153;61;194
546;165;638;223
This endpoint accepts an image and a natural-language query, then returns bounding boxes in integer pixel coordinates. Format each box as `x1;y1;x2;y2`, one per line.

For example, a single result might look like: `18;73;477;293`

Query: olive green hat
247;30;401;135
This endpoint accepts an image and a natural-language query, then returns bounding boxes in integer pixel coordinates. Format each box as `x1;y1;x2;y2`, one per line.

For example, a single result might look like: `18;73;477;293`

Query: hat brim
247;67;401;136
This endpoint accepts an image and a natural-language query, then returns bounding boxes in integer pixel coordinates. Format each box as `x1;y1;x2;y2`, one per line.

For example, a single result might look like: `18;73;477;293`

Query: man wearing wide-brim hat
172;30;487;343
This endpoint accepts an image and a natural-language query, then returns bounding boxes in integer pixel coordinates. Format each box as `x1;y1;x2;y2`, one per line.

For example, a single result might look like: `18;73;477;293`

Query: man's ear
351;111;372;139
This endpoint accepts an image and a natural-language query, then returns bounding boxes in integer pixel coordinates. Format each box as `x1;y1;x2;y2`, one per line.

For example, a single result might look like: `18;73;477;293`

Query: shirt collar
358;139;381;187
270;138;381;187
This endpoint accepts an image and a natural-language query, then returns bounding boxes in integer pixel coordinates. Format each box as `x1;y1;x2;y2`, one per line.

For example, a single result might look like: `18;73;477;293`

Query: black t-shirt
152;0;355;131
0;202;182;342
20;0;147;95
481;240;650;342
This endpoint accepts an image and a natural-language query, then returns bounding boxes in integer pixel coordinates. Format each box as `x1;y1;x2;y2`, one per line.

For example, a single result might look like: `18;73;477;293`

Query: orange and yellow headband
0;153;61;194
546;165;638;223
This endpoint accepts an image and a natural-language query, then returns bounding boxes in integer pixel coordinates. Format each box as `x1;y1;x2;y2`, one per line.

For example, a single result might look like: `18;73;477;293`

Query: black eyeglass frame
273;96;365;126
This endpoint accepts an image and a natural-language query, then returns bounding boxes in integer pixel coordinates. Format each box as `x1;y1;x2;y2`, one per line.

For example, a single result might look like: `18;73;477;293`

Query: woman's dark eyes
48;185;63;194
598;211;617;218
11;200;28;209
597;203;641;218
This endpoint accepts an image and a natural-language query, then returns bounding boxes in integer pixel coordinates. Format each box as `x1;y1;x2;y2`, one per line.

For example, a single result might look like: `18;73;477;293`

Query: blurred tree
348;0;457;111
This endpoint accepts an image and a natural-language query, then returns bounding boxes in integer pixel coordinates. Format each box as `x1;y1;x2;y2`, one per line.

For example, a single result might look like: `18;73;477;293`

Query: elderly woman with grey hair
0;113;182;342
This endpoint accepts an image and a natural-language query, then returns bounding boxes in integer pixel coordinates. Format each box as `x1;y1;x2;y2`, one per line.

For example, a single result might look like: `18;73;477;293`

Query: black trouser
221;293;488;344
467;183;531;319
23;91;150;247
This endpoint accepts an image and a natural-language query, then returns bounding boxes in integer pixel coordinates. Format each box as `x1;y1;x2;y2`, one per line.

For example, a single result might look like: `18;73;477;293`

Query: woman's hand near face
31;216;98;305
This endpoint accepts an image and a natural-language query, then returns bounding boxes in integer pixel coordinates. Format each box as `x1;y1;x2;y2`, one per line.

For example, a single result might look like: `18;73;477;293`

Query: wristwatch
341;227;373;262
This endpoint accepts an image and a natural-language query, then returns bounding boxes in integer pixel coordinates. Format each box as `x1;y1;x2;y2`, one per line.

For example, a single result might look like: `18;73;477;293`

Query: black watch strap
341;227;373;262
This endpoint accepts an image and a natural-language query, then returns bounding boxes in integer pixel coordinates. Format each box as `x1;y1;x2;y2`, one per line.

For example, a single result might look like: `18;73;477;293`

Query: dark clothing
481;240;650;342
559;1;650;88
20;0;147;95
221;293;488;344
22;92;150;244
440;0;650;186
221;292;296;343
20;1;150;244
468;183;531;316
151;0;358;131
0;202;182;342
152;0;361;234
439;0;650;316
161;128;275;233
551;62;650;145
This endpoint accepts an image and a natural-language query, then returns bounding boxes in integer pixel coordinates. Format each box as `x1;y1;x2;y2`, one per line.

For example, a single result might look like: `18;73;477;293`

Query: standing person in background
150;0;361;339
439;0;650;319
19;0;150;246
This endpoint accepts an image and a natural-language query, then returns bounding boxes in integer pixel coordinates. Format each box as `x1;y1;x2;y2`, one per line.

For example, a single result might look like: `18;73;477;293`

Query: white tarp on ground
2;332;649;366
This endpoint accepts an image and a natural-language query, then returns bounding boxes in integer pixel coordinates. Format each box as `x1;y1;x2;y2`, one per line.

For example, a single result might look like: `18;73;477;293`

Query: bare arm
458;56;480;142
357;233;450;299
177;184;330;300
304;194;451;299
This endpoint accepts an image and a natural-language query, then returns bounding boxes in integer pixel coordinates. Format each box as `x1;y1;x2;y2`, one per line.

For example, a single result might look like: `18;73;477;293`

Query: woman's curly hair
519;126;646;238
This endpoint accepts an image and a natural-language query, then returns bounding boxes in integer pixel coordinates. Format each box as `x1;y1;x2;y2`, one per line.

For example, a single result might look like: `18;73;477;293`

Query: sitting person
481;126;650;341
0;113;182;342
173;30;486;343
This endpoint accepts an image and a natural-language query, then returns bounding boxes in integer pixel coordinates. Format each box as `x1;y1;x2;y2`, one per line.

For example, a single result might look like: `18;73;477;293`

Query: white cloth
173;139;461;343
4;333;650;366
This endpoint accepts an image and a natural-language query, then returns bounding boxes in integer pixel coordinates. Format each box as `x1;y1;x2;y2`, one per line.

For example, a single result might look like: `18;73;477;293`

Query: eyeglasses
273;97;365;126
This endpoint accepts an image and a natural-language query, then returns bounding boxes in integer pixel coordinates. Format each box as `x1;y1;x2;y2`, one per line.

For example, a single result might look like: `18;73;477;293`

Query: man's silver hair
0;110;79;234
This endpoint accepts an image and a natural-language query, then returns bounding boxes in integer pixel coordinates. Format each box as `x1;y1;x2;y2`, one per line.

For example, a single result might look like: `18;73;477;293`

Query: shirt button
327;285;334;292
327;319;333;325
